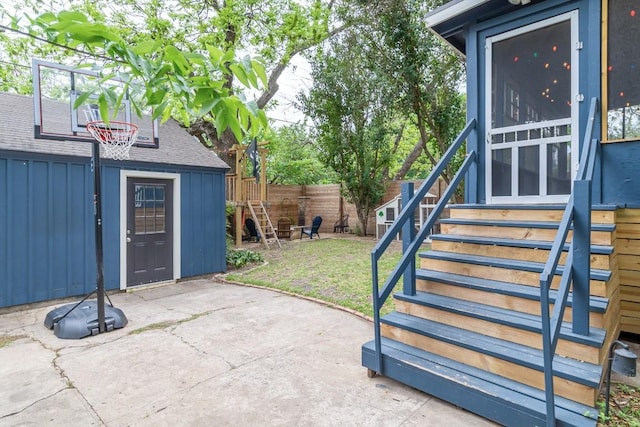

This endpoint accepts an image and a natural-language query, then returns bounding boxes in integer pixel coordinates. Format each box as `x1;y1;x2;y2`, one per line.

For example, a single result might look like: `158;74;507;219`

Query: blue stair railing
539;98;600;426
370;118;476;373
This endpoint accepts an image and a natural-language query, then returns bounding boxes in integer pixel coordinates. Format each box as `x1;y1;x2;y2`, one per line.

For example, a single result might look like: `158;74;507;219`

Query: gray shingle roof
0;92;230;170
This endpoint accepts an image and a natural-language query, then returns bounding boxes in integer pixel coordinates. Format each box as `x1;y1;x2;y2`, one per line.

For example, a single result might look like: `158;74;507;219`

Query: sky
267;55;312;127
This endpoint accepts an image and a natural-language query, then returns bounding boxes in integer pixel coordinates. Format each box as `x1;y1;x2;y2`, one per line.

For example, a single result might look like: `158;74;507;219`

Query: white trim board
119;170;182;290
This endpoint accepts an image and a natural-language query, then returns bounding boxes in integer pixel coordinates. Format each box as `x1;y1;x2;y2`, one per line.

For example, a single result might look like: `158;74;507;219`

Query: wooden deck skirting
615;208;640;334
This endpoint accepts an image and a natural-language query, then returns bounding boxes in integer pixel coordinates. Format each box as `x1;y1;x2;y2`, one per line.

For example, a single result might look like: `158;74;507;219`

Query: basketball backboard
32;59;159;147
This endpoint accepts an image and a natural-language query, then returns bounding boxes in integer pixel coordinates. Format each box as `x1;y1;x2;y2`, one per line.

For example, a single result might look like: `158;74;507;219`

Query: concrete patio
0;278;496;426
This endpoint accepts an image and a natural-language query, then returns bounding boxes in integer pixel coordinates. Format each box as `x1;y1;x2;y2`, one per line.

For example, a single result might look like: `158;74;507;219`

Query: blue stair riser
439;222;615;246
362;339;598;427
419;258;610;298
415;278;607;329
430;239;614;270
380;324;597;406
394;298;602;364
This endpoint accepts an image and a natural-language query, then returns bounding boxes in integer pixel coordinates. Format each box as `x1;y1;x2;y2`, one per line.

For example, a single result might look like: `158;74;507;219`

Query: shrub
226;248;264;269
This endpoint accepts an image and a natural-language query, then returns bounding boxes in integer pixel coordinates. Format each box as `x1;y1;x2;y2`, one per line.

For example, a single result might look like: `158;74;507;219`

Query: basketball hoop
86;120;139;161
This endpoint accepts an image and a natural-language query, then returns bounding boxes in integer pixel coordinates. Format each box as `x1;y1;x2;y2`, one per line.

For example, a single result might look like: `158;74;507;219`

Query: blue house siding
180;170;227;276
601;140;640;205
0;152;94;307
0;151;228;308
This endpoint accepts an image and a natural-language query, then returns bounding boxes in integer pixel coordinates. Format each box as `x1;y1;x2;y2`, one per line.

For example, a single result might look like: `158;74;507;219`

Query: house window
134;184;166;234
386;207;395;222
604;0;640;141
505;83;520;123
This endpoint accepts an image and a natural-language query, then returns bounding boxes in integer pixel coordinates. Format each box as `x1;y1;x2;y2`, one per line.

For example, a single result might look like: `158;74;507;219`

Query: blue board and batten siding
179;169;227;277
0;153;92;306
0;150;228;308
461;0;640;205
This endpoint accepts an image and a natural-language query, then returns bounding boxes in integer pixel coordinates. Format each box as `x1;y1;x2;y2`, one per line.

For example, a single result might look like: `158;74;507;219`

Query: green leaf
72;91;93;110
161;102;173;123
221;49;235;64
240;55;252;71
179;108;190;127
229;64;250;88
57;11;88;23
252;60;268;88
133;40;162;55
245;100;259;117
206;45;224;64
199;97;221;116
227;113;243;143
215;108;228;135
165;45;190;74
148;88;167;106
35;12;57;24
98;97;110;124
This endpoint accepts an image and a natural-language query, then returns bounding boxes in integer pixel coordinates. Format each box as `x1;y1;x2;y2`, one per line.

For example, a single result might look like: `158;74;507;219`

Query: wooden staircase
247;200;281;249
362;204;620;427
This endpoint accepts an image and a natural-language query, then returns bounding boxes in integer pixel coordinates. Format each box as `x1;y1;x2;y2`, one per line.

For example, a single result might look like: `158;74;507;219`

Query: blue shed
0;92;229;309
363;1;640;425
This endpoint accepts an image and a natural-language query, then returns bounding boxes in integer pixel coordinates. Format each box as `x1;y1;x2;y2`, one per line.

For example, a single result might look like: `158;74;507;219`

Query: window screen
606;0;640;140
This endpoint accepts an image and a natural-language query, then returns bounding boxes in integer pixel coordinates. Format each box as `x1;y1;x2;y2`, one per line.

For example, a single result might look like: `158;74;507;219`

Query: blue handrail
370;118;476;372
539;97;599;426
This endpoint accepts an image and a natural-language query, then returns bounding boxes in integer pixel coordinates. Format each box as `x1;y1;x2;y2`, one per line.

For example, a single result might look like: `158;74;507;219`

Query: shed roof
425;0;543;55
0;92;230;170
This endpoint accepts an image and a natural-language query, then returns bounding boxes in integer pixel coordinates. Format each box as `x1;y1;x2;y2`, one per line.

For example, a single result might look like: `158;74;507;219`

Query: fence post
402;182;416;296
572;179;591;335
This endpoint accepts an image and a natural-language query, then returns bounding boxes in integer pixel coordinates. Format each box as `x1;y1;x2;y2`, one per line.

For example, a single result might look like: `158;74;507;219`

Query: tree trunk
356;207;369;237
187;118;238;171
393;138;424;180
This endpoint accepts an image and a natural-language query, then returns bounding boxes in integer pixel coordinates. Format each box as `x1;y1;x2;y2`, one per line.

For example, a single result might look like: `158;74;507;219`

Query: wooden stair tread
448;203;617;211
394;291;606;347
416;269;608;313
381;312;602;386
439;217;616;232
430;234;614;255
420;250;612;282
361;338;598;427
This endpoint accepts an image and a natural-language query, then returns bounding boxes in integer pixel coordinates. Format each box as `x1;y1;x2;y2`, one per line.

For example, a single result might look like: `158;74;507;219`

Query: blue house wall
459;0;640;207
0;150;228;308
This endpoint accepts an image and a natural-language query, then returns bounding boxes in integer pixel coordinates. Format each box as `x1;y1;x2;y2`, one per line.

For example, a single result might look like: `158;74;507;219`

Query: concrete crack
0;388;68;420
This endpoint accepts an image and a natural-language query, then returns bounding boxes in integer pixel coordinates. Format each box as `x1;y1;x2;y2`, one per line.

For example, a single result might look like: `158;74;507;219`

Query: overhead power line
0;24;112;62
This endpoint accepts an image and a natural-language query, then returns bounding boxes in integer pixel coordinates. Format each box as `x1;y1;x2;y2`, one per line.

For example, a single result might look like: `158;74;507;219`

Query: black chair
301;216;322;239
244;218;259;242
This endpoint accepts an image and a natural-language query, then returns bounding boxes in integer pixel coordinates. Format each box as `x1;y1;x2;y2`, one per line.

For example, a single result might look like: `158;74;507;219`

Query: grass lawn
225;235;420;318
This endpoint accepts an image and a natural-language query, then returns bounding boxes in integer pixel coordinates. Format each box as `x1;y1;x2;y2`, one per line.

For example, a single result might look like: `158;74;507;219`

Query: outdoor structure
375;192;437;240
0;91;230;309
225;141;281;249
363;1;640;426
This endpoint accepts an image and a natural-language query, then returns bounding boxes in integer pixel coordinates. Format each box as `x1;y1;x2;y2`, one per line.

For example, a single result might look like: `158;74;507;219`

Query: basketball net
86;120;139;161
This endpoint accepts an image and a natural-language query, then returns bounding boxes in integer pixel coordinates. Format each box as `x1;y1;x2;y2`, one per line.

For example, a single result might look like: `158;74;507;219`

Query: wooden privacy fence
227;179;446;236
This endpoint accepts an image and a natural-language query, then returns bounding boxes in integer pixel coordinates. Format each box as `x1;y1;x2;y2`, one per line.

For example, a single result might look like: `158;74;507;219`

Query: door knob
126;237;132;243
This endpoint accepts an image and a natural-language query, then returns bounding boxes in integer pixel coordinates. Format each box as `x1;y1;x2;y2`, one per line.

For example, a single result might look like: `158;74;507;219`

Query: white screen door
485;11;579;204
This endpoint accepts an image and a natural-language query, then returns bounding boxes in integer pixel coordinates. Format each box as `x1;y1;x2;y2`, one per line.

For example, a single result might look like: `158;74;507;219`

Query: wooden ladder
247;201;281;249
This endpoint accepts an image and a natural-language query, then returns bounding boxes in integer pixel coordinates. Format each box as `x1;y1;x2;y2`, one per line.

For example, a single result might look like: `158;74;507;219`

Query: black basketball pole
92;142;106;333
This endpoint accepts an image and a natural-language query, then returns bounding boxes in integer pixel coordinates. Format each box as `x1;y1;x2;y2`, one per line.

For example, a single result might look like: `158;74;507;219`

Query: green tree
301;30;399;236
266;124;337;185
21;10;268;141
1;0;349;168
366;0;466;197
